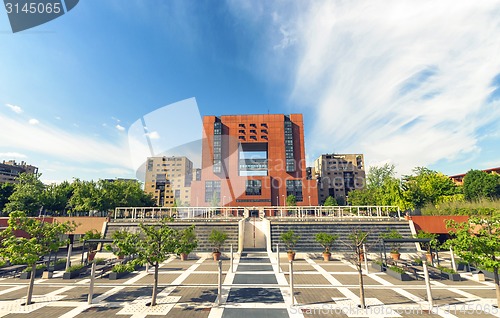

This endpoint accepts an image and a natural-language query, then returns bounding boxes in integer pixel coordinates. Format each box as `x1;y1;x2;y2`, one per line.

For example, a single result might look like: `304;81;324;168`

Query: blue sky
1;0;499;183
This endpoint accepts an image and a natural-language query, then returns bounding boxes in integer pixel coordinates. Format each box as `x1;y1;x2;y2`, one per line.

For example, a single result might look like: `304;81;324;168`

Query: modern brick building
0;160;38;184
314;154;366;205
190;114;318;208
144;156;193;207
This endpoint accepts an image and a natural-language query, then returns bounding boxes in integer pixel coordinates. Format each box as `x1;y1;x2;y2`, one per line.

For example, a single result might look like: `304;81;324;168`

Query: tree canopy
463;170;500;201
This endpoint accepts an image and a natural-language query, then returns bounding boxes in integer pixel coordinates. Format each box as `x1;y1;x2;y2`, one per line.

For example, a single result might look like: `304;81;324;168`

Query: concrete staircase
105;221;239;252
269;220;416;253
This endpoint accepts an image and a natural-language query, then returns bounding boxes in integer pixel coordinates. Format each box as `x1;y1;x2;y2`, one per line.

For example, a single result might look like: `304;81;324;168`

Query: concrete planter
19;269;44;279
457;263;470;272
371;263;385;272
109;271;130;280
440;271;461;281
386;267;411;281
63;270;82;279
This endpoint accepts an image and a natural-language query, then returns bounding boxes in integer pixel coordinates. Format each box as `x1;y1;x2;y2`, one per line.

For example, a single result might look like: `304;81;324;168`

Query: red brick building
190;114;318;208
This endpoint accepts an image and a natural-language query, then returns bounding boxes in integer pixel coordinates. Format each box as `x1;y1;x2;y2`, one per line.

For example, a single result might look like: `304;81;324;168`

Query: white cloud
116;124;125;131
145;131;160;139
29;118;39;125
5;103;23;114
0;113;132;170
236;1;500;174
0;152;27;159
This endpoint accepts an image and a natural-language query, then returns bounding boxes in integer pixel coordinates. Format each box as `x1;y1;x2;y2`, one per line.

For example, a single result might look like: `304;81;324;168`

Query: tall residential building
314;154;366;205
190;114;318;208
144;156;193;207
0;160;38;184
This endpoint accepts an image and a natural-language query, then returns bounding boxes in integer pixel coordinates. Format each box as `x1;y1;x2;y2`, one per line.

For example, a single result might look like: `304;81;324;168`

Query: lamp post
308;195;311;206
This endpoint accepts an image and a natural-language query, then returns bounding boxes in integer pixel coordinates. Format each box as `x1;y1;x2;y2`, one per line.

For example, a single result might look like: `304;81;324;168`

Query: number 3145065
5;2;61;14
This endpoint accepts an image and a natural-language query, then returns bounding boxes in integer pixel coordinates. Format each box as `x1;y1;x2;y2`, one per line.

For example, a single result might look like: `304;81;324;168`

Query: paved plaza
0;251;499;318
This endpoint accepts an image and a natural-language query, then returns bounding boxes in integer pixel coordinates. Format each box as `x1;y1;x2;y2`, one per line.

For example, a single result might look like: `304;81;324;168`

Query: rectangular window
286;180;303;201
245;180;262;196
205;180;221;202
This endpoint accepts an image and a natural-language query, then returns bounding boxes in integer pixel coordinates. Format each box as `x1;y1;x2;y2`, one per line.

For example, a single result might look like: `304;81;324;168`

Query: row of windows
238;123;267;128
284;119;295;172
239;135;267;141
213;122;222;173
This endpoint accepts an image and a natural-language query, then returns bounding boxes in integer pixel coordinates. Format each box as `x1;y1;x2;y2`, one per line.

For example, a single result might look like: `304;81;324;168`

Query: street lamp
282;194;285;207
308;195;311;206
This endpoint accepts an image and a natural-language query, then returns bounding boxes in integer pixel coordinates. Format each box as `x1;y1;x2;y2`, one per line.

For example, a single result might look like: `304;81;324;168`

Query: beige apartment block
0;160;38;184
314;154;366;205
144;156;193;207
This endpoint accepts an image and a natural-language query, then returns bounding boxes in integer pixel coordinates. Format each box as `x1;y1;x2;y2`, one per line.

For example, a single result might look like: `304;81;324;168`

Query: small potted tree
208;229;227;261
175;225;198;261
105;230;140;260
280;230;300;261
381;229;403;260
315;232;338;261
81;230;102;261
415;230;439;263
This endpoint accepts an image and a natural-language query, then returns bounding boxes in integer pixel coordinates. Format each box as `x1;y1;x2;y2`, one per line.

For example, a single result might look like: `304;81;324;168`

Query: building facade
0;160;38;184
144;156;193;207
449;167;500;185
314;154;365;205
190;114;318;208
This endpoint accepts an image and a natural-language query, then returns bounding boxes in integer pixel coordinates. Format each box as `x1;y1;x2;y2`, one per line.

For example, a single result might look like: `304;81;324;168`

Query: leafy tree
175;225;198;256
106;230;140;258
0;183;14;215
4;173;45;216
68;179;98;214
445;216;500;307
403;167;459;209
135;220;179;306
42;181;73;215
367;164;396;190
341;229;370;308
463;170;500;201
323;196;338;206
286;194;297;206
315;232;338;253
415;230;439;253
0;211;75;305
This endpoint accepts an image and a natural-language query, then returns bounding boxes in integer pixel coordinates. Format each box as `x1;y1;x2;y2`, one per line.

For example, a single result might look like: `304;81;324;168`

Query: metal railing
113;205;401;221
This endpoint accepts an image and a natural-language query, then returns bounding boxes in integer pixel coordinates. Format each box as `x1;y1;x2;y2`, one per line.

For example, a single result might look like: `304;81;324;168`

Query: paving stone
3;306;74;317
333;274;382;286
169;287;217;303
236;264;273;272
183;273;226;285
233;273;278;284
222;308;289;317
167;306;211;318
239;258;271;264
134;273;181;285
226;287;283;303
294;287;345;305
75;306;124;318
284;274;331;285
195;264;231;272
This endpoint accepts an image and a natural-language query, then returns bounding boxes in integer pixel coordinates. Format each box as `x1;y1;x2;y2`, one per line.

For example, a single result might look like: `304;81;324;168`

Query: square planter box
386;267;412;281
371;263;385;272
63;270;83;279
19;269;44;279
109;271;130;280
440;271;461;281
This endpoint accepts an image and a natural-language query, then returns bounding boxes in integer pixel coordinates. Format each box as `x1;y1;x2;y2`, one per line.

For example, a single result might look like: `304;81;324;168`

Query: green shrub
93;258;106;265
112;263;130;273
23;264;47;272
66;264;84;273
438;266;456;274
54;258;67;265
389;266;405;274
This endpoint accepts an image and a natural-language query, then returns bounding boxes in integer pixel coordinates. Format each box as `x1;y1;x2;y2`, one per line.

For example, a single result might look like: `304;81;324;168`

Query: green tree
0;211;75;305
323;196;338;206
403;167;459;209
445;216;500;306
463;170;500;201
4;173;45;216
42;181;73;215
135;220;179;306
342;229;370;309
286;194;297;206
0;183;15;215
68;179;98;214
106;230;140;258
367;164;396;189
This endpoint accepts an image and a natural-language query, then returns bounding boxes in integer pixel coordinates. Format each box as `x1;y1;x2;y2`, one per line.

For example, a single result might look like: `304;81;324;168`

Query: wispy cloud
145;131;160;139
29;118;39;125
234;1;500;174
116;124;125;131
0;113;131;169
5;103;23;114
0;152;27;159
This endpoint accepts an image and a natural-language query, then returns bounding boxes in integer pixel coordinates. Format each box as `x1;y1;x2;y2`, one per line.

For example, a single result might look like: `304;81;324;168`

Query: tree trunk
26;263;36;305
494;267;500;308
358;264;366;308
151;263;158;306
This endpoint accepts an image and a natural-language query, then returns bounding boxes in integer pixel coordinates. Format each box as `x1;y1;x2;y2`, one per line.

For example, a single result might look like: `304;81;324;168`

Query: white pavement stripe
0;285;24;295
207;254;240;318
273;252;305;318
57;305;91;318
